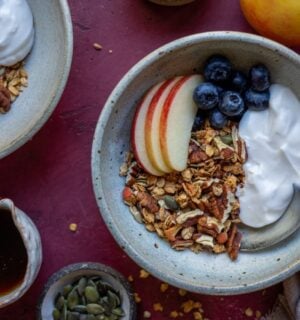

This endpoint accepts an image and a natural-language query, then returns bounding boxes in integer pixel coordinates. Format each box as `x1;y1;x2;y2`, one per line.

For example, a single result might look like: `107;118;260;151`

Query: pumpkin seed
86;304;105;315
85;286;100;303
86;315;96;320
95;316;105;320
67;288;79;310
63;284;73;297
73;305;88;313
111;308;125;317
78;277;87;296
67;311;80;320
87;279;97;288
221;134;233;145
164;195;179;211
52;308;61;320
55;294;65;310
107;290;119;309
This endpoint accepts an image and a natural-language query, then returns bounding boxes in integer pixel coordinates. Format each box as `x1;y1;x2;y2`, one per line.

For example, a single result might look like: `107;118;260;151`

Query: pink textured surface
0;0;299;319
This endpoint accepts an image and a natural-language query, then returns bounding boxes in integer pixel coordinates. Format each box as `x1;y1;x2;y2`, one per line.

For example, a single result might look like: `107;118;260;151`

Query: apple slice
131;82;165;176
145;76;183;173
160;74;203;171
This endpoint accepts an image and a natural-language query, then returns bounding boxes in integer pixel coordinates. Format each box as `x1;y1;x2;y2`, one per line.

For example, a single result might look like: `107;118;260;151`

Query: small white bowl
0;0;73;159
37;263;136;320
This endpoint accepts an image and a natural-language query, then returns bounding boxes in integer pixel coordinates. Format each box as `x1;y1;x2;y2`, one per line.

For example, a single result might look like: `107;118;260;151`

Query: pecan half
136;191;159;213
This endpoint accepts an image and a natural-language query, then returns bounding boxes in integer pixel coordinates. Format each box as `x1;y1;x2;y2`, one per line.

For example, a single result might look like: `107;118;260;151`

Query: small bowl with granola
92;31;300;294
0;0;72;158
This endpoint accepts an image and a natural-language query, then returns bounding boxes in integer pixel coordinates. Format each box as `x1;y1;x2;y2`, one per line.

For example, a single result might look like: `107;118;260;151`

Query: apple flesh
145;76;183;173
160;74;203;171
131;83;165;176
240;0;300;47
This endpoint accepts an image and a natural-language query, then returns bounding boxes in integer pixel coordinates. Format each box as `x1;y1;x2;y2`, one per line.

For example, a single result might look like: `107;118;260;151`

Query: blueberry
193;82;219;110
244;88;270;111
249;64;270;92
230;70;248;92
219;91;245;117
204;55;232;83
192;110;206;131
209;108;228;129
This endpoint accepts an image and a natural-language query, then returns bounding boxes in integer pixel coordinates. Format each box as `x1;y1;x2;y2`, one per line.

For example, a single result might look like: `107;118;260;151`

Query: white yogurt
238;84;300;228
0;0;34;66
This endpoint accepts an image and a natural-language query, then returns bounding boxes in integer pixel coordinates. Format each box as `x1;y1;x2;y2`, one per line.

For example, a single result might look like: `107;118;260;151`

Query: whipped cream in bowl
239;84;300;250
0;0;34;66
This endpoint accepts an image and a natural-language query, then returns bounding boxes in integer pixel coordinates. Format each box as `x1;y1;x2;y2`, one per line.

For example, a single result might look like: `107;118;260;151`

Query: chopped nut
170;310;179;318
93;42;103;50
143;311;151;318
153;303;163;312
176;209;203;224
255;310;262;319
160;283;169;292
181;227;195;240
0;85;11;113
181;300;195;313
139;269;150;279
69;223;77;232
134;292;141;303
245;307;254;317
193;311;203;320
128;275;134;282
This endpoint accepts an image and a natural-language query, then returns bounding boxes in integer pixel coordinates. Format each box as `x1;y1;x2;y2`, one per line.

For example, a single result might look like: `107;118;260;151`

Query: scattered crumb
220;297;224;301
139;269;150;279
134;292;141;303
93;43;102;50
178;288;187;296
245;307;254;317
127;275;134;282
160;283;169;293
69;223;77;232
108;49;113;53
262;289;267;296
143;310;151;318
255;310;262;319
153;303;163;312
170;310;179;318
193;311;203;320
181;300;202;314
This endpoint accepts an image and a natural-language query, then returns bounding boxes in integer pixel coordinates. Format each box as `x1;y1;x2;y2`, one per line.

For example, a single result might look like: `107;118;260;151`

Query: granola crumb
93;42;102;50
127;275;134;282
139;269;150;279
178;288;187;296
134;292;141;303
143;310;151;318
170;310;179;318
160;282;169;292
181;300;195;313
193;311;203;320
245;307;254;317
255;310;262;318
69;223;77;232
153;303;163;312
108;49;113;53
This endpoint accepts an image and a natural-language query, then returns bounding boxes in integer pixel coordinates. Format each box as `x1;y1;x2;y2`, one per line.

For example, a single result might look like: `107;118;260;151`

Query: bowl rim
0;0;73;159
36;262;137;320
91;31;300;295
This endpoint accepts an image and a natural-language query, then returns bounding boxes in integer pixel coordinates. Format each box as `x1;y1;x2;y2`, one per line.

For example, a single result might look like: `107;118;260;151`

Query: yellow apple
240;0;300;47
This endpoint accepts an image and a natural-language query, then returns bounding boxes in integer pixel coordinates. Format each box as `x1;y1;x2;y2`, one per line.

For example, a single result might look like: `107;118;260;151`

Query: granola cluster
0;61;28;113
120;121;246;260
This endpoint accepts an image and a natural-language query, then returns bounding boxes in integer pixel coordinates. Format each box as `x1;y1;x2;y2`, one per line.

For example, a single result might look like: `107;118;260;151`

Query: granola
121;120;246;260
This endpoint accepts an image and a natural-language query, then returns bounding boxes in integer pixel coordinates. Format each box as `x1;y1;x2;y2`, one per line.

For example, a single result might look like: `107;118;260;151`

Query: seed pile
52;276;125;320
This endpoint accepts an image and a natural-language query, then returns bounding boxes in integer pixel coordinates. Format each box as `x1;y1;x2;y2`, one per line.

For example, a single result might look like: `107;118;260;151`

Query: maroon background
1;0;299;319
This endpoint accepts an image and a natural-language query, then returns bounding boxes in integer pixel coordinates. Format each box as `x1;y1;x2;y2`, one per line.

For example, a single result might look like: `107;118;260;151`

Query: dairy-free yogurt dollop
0;0;34;66
238;84;300;228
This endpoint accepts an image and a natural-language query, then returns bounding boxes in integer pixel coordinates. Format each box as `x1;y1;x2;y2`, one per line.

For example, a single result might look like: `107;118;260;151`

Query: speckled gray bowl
91;31;300;295
37;262;136;320
0;0;73;159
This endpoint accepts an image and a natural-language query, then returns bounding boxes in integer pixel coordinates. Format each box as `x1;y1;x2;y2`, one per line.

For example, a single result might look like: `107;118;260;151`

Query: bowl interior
92;32;300;294
0;0;72;158
39;264;135;320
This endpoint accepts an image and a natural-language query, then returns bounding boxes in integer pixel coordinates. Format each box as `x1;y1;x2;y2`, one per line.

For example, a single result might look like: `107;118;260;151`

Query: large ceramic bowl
91;32;300;295
0;0;73;159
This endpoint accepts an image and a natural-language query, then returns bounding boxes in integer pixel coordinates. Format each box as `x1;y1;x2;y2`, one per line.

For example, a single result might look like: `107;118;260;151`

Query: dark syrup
0;209;28;296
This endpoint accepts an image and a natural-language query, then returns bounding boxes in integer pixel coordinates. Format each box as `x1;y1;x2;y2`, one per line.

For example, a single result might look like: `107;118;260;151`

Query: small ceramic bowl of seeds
37;262;136;320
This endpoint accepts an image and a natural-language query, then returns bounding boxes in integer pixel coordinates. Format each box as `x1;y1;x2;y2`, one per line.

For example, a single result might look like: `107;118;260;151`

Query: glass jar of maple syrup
0;199;42;308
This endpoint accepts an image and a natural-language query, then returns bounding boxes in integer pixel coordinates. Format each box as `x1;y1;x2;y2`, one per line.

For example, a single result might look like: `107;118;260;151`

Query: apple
145;76;183;173
159;74;203;171
240;0;300;47
131;82;165;176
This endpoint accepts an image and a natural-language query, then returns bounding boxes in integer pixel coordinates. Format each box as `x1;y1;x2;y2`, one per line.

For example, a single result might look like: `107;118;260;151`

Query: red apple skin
240;0;300;47
131;86;164;176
